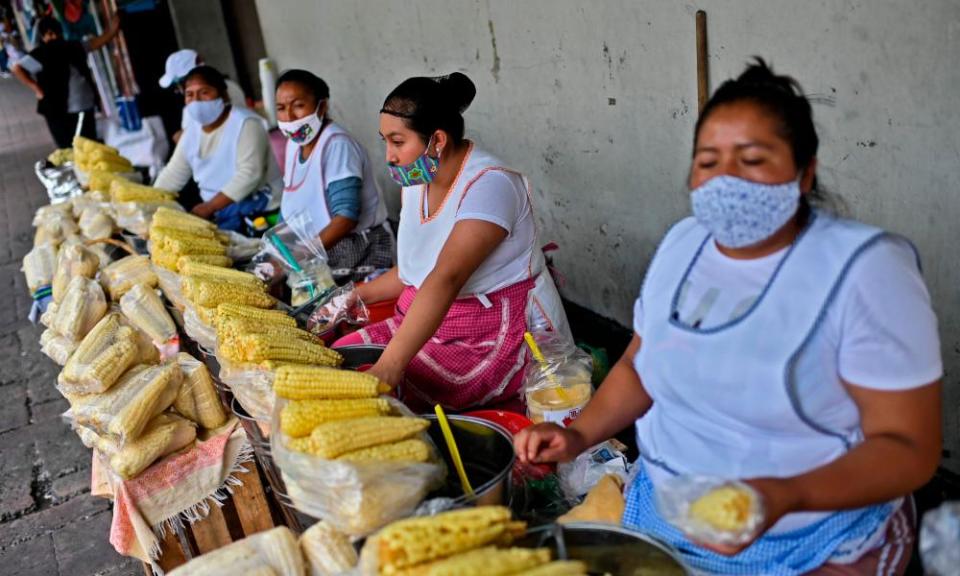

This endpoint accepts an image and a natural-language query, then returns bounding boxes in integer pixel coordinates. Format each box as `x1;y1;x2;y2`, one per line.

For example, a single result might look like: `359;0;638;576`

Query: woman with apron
154;66;282;232
274;69;392;280
514;60;942;575
334;72;571;413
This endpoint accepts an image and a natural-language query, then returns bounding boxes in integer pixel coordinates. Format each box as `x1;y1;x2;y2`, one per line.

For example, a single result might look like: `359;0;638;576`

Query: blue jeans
213;189;270;233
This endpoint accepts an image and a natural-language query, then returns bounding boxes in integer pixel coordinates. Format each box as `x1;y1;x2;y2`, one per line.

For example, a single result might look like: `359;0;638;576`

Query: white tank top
280;122;387;238
180;106;263;202
635;212;897;532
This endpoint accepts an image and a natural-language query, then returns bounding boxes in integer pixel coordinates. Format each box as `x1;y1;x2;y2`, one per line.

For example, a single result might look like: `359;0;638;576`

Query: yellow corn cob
174;353;227;429
167;527;303;576
274;365;383;400
224;333;341;365
61;315;139;393
109;413;197;479
151;206;215;232
377;506;525;573
160;236;228;256
110;180;176;203
181;261;259;283
337;438;431;463
217;317;319;350
300;521;358;574
52;244;99;302
150;249;182;271
297;416;429;459
176;254;233;271
217;302;296;326
74;135;117;154
281;398;391;437
87;170;125;193
410;547;550;576
120;283;176;343
103;363;182;439
196;305;219;326
150;224;218;241
187;279;274;308
513;560;588;576
101;255;158;300
52;276;107;340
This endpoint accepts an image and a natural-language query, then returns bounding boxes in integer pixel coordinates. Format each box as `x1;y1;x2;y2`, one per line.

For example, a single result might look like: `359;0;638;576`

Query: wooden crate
142;460;277;575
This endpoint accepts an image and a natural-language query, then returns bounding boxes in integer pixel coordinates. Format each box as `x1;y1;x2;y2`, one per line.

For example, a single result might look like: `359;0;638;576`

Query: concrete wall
167;0;239;83
255;0;960;469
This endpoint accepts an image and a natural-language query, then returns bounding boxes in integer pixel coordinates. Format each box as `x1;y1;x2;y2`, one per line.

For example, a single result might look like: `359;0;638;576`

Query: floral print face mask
691;174;801;248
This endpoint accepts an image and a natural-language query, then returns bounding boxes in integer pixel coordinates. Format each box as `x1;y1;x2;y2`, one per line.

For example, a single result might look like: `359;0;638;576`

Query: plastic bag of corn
78;206;115;240
174;353;227;429
22;243;58;293
100;254;157;300
50;276;108;341
218;356;276;422
167;526;304;576
77;413;196;480
59;313;140;394
40;328;78;366
51;244;100;302
272;396;445;537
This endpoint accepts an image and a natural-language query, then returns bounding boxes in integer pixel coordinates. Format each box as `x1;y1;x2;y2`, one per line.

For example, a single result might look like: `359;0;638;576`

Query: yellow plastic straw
434;404;475;498
524;332;569;400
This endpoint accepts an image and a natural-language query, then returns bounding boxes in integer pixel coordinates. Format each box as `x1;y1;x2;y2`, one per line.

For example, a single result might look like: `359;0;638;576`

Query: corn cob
87;170;125;193
300;521;359;574
160;233;228;255
176;254;233;270
109;413;197;479
22;243;58;292
52;244;99;302
274;365;383;400
223;333;341;365
52;276;107;340
101;255;158;300
195;304;219;326
74;135;118;155
337;438;431;463
151;206;216;233
514;560;588;576
181;261;259;283
217;302;297;326
218;317;320;350
78;209;114;240
297;416;429;459
120;283;176;343
188;280;274;308
110;180;176;203
281;397;391;437
40;328;78;365
150;223;219;242
410;547;550;576
174;353;227;429
150;249;182;271
167;527;303;576
61;315;139;393
377;506;525;573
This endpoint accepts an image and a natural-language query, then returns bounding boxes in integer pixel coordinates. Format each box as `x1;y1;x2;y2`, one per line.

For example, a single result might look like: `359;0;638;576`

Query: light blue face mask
691;174;801;248
185;98;226;126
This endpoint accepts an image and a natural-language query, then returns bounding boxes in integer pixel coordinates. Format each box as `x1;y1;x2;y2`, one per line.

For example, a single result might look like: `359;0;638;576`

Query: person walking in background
11;15;120;147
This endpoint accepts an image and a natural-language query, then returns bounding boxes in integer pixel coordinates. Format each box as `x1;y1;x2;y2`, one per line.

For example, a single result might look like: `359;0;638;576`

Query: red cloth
334;279;535;413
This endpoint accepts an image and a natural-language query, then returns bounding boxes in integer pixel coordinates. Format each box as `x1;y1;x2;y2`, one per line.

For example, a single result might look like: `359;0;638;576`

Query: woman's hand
366;357;405;391
191;201;215;219
513;423;588;466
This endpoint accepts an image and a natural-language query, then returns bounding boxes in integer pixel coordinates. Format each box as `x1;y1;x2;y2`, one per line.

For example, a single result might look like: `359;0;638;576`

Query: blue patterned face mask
691;174;801;248
387;137;439;186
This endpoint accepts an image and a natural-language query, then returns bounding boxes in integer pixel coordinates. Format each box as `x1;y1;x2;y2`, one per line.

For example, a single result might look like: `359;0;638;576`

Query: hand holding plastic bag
304;282;369;342
655;476;765;548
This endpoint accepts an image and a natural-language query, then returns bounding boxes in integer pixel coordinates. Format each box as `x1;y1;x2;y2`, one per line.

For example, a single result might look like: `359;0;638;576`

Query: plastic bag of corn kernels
271;396;446;538
655;475;765;547
217;357;275;422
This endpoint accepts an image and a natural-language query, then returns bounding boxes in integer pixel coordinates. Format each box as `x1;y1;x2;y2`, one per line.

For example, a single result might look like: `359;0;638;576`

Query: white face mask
278;103;323;145
691;174;801;248
185;98;226;126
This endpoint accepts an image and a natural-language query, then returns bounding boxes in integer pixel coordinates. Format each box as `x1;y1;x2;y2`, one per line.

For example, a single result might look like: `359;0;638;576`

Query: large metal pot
333;344;385;370
423;414;515;507
519;522;691;575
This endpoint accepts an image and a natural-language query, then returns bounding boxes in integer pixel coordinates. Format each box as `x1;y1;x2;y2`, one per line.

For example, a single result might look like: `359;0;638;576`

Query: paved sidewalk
0;79;140;576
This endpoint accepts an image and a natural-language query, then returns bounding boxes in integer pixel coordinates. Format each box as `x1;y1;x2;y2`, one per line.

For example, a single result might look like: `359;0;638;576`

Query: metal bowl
423;414;515;507
519;522;691;575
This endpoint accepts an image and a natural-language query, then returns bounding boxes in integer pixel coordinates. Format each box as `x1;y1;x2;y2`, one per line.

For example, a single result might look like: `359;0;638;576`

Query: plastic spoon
524;331;569;401
434;404;475;498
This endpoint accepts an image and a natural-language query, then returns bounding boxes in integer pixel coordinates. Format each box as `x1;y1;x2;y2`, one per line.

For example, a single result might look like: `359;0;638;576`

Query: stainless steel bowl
519;522;691;575
423;414;515;507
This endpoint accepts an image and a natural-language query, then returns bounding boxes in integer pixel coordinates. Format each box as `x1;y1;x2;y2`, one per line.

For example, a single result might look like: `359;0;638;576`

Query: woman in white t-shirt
515;60;942;575
334;72;571;412
274;69;392;280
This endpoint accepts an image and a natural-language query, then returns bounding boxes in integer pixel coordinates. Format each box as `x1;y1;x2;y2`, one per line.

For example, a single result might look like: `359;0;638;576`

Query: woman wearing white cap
159;48;247;141
274;69;392;280
154;65;281;232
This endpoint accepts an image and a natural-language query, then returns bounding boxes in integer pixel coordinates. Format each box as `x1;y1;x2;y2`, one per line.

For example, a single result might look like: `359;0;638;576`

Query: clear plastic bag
218;356;276;422
183;304;217;352
78;205;115;240
50;276;108;341
654;476;765;547
304;283;369;341
174;353;227;429
523;332;593;427
22;243;58;293
110;200;182;237
100;254;158;301
167;526;304;576
40;328;78;366
59;313;140;394
920;501;960;576
221;229;262;262
153;264;188;312
51;244;100;302
557;440;629;502
119;283;177;346
66;362;183;446
263;211;329;269
288;258;336;307
77;412;197;480
272;397;446;538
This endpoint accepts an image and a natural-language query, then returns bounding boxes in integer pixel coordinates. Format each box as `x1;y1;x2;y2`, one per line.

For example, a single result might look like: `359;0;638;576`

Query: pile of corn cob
366;506;587;576
73;136;133;174
109;179;177;204
149;206;233;271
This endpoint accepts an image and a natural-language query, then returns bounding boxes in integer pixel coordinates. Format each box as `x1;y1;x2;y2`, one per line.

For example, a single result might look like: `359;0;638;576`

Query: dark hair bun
435;72;476;113
735;57;805;100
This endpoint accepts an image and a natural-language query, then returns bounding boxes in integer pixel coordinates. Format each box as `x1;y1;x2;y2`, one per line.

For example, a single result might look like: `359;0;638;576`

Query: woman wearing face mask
274;70;392;279
154;65;282;232
333;72;571;413
514;60;941;575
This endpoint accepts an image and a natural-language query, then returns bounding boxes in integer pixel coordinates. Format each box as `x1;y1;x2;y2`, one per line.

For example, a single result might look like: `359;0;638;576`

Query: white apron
280;122;387;238
180;106;264;202
634;211;900;533
396;143;570;339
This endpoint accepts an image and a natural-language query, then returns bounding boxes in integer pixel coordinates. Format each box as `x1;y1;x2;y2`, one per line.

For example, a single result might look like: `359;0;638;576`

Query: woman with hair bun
514;59;941;575
334;72;571;413
274;69;391;279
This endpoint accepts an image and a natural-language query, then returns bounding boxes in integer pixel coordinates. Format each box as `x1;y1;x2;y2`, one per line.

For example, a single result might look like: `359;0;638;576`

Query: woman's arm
749;380;941;530
356;266;404;304
515;334;653;464
192;193;233;219
319;216;358;249
318;177;362;249
366;219;508;388
11;62;42;98
153;138;193;193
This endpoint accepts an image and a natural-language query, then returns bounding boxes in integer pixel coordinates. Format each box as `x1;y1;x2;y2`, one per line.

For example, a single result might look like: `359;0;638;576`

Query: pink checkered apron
333;277;535;413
